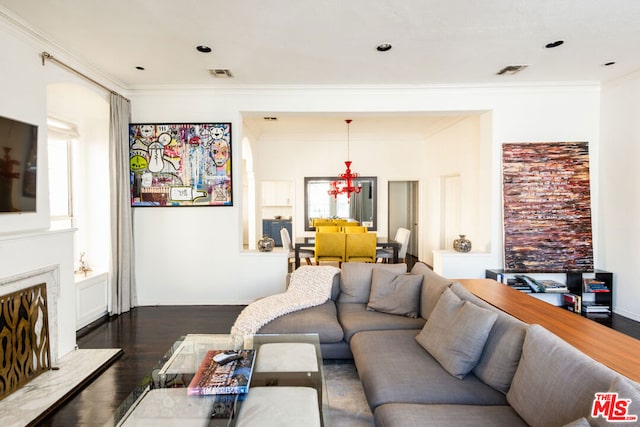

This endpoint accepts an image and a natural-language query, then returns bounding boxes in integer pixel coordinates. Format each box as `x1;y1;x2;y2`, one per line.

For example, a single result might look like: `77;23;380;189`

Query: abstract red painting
502;142;594;272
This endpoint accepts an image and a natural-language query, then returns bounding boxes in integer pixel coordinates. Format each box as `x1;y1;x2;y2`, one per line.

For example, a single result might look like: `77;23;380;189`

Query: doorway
387;181;419;258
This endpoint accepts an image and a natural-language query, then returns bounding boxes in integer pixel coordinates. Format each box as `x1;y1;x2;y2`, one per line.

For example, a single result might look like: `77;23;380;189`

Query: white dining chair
377;227;410;263
281;227;314;270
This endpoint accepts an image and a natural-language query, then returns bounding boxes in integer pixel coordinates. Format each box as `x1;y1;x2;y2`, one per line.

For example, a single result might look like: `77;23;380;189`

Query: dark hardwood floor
37;273;640;426
38;305;244;426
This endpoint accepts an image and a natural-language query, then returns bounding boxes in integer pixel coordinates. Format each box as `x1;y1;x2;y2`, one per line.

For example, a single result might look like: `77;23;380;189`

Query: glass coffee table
108;333;328;426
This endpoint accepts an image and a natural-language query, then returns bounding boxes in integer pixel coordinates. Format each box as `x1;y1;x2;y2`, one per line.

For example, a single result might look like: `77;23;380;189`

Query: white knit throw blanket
230;265;340;344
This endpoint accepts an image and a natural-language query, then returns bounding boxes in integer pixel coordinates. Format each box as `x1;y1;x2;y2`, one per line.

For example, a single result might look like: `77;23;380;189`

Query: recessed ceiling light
196;45;212;53
376;43;392;52
135;66;145;70
604;61;616;66
545;40;564;49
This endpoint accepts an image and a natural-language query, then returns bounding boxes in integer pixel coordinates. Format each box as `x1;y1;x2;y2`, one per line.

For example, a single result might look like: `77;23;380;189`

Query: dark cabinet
262;219;292;247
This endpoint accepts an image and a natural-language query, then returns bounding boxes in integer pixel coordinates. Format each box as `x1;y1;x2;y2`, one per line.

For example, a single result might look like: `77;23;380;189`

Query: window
47;117;78;228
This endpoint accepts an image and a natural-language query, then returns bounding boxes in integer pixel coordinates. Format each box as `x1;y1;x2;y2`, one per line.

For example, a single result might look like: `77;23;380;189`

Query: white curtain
109;93;136;314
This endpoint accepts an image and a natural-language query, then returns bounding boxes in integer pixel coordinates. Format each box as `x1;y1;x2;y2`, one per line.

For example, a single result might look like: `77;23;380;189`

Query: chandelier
328;119;362;201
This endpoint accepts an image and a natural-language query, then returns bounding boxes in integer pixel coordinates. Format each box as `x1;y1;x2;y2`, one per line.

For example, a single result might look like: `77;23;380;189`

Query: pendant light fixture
328;119;362;201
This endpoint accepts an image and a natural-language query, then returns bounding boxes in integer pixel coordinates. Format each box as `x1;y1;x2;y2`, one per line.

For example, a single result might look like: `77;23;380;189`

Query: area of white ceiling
242;113;474;141
1;0;639;89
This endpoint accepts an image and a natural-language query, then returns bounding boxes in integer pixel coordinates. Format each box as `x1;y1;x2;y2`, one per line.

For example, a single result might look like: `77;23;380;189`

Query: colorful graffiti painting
502;141;593;272
129;122;232;207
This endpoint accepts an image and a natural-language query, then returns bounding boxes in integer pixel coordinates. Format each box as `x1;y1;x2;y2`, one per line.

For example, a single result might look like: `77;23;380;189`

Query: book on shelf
187;349;255;396
506;277;568;294
583;279;610;293
582;301;611;314
538;280;569;293
562;293;581;313
506;278;534;293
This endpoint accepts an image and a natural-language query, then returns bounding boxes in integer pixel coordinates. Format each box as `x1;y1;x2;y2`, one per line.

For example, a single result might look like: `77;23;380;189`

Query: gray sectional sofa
256;262;640;426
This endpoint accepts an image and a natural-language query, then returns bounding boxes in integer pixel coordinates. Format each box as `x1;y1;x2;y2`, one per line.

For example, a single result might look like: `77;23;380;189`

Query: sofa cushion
366;269;422;318
410;262;452;319
350;329;508;409
415;288;498;379
450;281;527;393
507;324;618;427
588;376;640;426
257;300;344;343
338;303;425;342
338;263;407;303
374;403;528;427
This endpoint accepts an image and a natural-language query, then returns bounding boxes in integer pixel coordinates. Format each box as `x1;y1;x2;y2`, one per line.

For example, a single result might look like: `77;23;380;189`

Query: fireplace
0;266;59;400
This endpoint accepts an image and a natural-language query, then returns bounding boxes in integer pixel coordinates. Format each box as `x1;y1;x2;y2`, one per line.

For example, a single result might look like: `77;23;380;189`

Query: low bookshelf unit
485;269;613;319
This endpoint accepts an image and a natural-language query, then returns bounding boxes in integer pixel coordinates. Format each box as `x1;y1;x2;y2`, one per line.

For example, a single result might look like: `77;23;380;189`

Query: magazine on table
187;349;255;396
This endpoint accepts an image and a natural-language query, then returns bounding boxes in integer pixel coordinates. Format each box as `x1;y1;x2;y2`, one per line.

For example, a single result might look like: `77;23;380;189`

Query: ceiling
241;113;475;141
1;0;640;89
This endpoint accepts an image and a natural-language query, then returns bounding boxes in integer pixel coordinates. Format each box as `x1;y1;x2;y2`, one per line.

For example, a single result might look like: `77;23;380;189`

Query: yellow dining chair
315;232;346;266
342;226;368;233
312;219;334;227
345;232;377;263
316;225;340;233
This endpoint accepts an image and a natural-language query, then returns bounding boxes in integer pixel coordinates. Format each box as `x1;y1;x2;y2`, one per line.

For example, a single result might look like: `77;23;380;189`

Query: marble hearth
0;266;122;425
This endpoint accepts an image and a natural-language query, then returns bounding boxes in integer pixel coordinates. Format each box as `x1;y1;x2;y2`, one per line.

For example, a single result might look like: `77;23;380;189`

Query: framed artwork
502;142;593;272
129;122;232;207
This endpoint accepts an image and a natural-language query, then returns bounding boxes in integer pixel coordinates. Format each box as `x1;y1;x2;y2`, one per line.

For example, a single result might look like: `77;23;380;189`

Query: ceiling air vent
209;69;234;78
497;65;528;76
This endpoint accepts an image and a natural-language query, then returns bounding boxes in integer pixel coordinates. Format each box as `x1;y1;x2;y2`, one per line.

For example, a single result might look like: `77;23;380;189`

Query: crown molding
0;6;128;93
126;81;602;97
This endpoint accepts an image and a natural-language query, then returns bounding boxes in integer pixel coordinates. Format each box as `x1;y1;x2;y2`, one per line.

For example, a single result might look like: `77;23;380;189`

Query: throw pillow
506;324;619;427
366;269;422;318
415;288;498;379
588;376;640;426
410;262;453;319
338;263;407;303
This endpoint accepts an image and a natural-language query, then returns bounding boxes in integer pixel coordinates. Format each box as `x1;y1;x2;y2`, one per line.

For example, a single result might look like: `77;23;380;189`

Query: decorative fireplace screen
0;283;51;400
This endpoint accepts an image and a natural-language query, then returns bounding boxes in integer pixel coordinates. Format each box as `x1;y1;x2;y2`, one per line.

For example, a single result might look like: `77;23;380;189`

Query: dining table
294;236;401;268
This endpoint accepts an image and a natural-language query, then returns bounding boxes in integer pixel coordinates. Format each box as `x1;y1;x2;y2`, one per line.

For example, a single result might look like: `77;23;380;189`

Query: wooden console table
458;278;640;383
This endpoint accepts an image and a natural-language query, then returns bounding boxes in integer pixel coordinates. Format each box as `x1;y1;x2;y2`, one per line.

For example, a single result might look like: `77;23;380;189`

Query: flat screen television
0;115;38;213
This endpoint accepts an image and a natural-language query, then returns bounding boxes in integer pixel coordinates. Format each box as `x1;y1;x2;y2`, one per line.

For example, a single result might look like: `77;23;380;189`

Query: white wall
0;20;49;233
0;21;77;358
0;19;117;356
600;73;640;321
422;115;490;259
129;84;604;307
